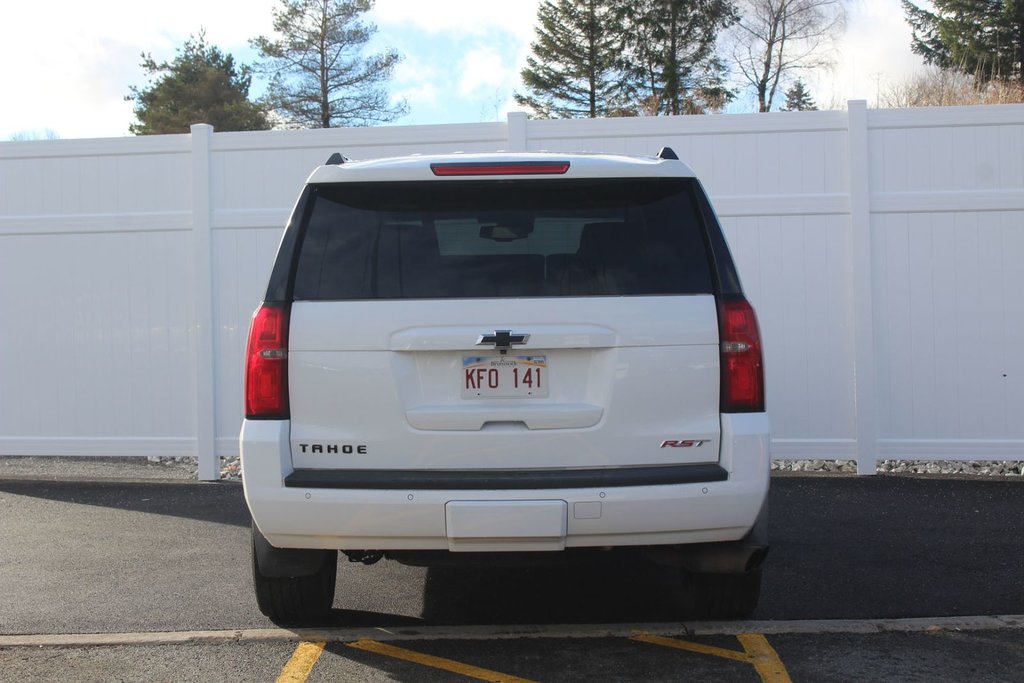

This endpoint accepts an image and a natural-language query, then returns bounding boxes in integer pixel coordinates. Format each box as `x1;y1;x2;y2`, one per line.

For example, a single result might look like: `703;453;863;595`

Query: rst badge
660;439;709;448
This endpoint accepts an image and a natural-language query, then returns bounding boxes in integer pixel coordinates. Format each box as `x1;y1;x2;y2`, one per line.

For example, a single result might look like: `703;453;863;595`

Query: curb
2;615;1022;648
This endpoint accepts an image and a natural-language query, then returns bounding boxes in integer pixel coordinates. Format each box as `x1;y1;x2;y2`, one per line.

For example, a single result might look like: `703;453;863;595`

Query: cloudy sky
1;0;924;140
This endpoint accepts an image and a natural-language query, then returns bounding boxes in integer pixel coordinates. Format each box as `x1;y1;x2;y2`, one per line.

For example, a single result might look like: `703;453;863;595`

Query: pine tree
251;0;406;128
616;0;738;115
127;32;269;135
781;79;818;110
903;0;1024;84
514;0;626;118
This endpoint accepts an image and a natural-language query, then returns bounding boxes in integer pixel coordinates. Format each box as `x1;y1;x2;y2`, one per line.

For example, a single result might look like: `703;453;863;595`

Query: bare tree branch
730;0;846;112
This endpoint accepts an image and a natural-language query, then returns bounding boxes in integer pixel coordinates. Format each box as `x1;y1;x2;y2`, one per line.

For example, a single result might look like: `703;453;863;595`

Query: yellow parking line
632;632;792;683
348;638;538;682
276;640;326;683
630;634;753;663
631;633;753;663
737;634;793;683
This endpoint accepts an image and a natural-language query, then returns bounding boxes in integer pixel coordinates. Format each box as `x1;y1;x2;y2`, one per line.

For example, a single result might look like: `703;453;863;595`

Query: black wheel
251;523;337;623
682;567;762;619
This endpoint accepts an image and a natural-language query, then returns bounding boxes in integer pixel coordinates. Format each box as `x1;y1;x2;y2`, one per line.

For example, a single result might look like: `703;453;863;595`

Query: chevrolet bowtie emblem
476;330;529;350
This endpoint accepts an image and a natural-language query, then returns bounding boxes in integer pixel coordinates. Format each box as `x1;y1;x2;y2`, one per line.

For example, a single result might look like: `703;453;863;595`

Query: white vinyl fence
1;102;1022;479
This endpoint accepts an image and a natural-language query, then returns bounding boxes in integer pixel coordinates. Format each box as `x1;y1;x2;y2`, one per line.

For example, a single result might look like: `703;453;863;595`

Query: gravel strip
771;459;1024;476
0;456;198;481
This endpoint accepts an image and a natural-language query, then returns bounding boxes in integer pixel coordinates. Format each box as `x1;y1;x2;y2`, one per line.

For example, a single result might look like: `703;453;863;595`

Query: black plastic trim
692;180;743;296
264;187;315;304
284;464;728;490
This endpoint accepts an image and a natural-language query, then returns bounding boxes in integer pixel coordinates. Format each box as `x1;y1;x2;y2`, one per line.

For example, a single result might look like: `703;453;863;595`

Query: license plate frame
461;355;549;399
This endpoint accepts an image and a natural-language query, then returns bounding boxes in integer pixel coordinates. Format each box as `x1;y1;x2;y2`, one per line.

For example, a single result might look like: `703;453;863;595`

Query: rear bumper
283;463;728;489
241;413;770;552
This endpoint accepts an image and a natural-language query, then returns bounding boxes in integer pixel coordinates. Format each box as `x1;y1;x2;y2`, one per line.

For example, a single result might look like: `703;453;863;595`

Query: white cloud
372;0;540;41
394;82;441;109
458;47;513;97
813;0;923;107
390;54;443;114
0;0;277;138
393;53;441;84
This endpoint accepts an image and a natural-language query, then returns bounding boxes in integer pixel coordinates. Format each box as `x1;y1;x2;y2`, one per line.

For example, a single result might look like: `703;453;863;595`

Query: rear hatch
285;174;722;472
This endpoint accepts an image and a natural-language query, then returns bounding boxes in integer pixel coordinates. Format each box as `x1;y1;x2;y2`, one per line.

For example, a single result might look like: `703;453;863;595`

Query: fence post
191;124;218;481
507;111;528;151
846;101;878;475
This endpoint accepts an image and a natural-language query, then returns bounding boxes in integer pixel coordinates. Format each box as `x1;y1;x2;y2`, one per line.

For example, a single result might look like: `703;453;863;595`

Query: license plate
461;355;548;398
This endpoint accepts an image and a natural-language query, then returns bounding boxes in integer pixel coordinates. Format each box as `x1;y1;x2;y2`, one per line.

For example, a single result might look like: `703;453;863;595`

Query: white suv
241;149;770;622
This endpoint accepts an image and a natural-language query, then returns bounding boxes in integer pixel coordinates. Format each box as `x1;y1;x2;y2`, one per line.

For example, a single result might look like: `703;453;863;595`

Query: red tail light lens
718;297;765;413
430;161;570;176
244;304;289;419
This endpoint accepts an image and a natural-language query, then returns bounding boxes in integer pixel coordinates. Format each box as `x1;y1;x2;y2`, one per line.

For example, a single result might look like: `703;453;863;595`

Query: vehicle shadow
0;478;250;527
418;556;695;624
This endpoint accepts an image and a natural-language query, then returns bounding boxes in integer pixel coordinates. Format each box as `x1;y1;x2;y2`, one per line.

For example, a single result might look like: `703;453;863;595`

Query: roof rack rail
325;152;348;165
656;147;679;160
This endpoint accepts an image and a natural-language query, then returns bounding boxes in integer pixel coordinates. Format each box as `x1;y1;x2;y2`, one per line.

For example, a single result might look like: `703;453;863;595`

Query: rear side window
293;178;712;300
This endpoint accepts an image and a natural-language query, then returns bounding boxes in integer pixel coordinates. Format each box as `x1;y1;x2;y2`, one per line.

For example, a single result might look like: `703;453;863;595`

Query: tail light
718;296;765;413
244;304;289;419
430;161;570;176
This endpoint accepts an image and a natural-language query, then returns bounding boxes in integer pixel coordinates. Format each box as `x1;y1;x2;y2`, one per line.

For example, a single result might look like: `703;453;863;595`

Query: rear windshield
292;178;712;300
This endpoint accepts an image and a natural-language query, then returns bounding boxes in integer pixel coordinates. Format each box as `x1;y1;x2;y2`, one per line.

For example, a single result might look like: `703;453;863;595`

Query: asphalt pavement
1;469;1022;681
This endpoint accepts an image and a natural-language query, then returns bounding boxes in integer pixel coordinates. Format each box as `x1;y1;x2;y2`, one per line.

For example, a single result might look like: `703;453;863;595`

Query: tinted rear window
293;178;712;300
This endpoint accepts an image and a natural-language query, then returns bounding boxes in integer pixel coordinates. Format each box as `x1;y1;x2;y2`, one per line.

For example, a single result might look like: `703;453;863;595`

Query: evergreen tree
515;0;626;118
903;0;1024;83
781;79;817;110
127;32;269;135
251;0;406;128
617;0;738;115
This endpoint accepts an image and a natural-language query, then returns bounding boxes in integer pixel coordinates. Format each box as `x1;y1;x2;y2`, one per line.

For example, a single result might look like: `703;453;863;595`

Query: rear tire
682;567;762;619
251;525;337;623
